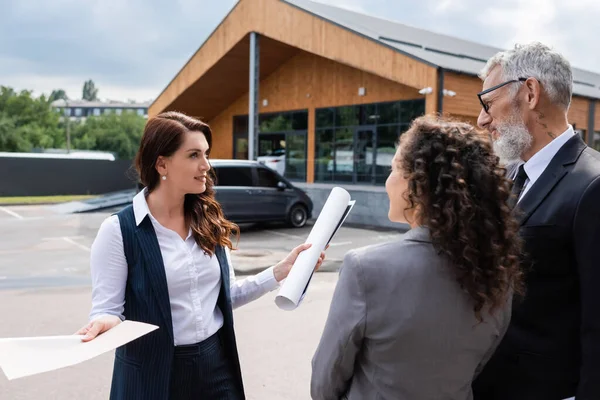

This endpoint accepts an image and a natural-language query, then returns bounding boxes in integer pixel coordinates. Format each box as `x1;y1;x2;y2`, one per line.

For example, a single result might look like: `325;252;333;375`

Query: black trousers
169;330;243;400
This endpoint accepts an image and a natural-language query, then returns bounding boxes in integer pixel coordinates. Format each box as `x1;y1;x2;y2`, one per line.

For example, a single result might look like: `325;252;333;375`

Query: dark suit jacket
109;205;245;400
473;134;600;400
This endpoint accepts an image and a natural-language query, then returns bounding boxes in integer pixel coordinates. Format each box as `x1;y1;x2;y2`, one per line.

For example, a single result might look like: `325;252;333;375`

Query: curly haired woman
311;115;523;400
76;112;325;400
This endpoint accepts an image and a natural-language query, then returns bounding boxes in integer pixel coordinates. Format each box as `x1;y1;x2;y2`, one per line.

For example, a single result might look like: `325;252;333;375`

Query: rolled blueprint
275;187;355;311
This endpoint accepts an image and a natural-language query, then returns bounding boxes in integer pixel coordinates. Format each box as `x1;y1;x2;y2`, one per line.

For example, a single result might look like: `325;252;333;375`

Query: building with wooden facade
149;0;600;227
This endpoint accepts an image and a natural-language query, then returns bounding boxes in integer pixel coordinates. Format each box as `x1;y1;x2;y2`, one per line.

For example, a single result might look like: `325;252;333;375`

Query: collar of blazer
402;225;432;243
514;134;587;226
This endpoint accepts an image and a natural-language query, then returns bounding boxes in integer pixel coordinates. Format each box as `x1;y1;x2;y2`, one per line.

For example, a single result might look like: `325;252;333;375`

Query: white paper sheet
0;320;158;380
275;187;355;311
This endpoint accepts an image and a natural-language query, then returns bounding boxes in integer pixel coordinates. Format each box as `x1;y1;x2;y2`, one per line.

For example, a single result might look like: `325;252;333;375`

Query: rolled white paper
275;187;354;311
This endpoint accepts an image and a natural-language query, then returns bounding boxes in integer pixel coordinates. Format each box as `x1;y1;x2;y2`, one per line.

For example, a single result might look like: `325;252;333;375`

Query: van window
256;167;280;188
213;166;253;187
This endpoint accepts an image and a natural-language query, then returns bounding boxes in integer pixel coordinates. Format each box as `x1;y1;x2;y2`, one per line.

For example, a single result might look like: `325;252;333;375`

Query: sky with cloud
1;0;598;102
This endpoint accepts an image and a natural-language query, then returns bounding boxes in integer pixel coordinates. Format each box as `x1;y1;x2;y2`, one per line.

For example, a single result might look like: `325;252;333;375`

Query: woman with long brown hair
311;115;522;400
76;111;325;400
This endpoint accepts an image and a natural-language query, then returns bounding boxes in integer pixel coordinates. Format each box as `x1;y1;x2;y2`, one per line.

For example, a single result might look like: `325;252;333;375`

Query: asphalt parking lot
0;204;405;290
0;204;407;399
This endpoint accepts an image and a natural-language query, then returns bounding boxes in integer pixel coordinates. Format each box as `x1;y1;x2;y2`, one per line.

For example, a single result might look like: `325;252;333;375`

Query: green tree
72;111;146;159
48;89;68;102
0;85;146;159
82;80;98;101
0;86;62;152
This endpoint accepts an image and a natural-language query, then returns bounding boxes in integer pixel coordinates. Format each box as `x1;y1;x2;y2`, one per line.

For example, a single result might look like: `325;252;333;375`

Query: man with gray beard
472;42;600;400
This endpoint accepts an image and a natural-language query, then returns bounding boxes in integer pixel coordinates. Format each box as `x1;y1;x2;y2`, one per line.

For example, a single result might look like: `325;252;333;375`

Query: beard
492;114;532;164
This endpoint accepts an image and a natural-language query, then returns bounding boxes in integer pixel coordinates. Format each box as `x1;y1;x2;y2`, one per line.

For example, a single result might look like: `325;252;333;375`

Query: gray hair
479;42;573;110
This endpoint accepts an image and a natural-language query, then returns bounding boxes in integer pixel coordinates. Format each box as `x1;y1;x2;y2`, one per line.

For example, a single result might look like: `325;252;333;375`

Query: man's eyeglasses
477;77;528;113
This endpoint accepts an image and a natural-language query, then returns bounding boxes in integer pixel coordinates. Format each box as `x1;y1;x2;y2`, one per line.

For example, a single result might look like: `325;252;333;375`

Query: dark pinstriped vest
109;205;245;400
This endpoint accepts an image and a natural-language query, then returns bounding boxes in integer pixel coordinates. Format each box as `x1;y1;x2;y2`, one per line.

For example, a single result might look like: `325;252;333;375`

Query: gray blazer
311;226;512;400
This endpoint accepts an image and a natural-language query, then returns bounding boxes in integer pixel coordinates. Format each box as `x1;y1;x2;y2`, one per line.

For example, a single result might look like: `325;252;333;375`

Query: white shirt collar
522;124;576;184
132;188;194;239
133;187;151;226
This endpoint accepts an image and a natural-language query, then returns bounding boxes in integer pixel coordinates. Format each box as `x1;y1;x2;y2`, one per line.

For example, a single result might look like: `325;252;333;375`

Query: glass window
313;100;425;185
594;131;600;152
377;101;400;124
334;128;354;182
258;133;285;157
315;129;334;182
316;108;334;128
292;112;308;130
234;134;248;159
233;115;248;134
137;108;144;116
375;125;402;183
285;133;307;181
260;113;293;132
357;104;377;125
399;100;425;122
115;108;123;115
257;167;280;187
336;106;358;127
213;166;253;187
74;108;82;117
93;108;101;116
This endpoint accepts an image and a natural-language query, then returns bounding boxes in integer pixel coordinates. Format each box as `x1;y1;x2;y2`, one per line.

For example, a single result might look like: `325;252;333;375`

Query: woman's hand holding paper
273;243;326;282
75;315;122;341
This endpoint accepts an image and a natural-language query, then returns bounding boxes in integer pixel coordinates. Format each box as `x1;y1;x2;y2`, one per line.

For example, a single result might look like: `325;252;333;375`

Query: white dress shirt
514;125;576;202
89;189;280;345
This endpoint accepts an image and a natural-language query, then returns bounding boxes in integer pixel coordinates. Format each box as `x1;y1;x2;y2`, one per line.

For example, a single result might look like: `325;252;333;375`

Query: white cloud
0;0;598;103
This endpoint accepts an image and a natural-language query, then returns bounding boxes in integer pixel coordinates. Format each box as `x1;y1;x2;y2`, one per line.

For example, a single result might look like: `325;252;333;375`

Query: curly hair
398;115;523;321
135;111;239;255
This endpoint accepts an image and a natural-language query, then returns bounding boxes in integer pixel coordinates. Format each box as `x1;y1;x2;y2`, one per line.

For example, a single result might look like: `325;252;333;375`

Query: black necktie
509;164;528;209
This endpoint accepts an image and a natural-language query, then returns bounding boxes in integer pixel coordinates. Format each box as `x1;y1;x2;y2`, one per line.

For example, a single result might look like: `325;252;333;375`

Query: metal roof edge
279;0;439;69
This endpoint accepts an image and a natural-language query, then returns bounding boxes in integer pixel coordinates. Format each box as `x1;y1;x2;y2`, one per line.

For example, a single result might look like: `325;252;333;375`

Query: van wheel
288;204;308;228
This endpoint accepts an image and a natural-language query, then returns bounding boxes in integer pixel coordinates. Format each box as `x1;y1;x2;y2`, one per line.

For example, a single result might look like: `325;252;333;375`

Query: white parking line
264;230;304;240
62;237;91;252
0;206;23;220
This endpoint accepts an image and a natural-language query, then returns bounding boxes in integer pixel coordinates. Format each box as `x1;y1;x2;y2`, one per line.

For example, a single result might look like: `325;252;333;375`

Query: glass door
285;132;307;181
257;131;307;181
233;132;248;160
354;127;376;184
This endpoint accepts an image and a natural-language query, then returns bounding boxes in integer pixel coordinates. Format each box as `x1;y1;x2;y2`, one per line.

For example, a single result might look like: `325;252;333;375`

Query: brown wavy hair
398;115;523;321
135;111;239;255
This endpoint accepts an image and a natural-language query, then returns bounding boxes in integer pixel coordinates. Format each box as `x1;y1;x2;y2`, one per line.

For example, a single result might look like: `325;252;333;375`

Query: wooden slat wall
208;51;423;181
568;96;589;133
150;0;438;117
443;72;483;118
